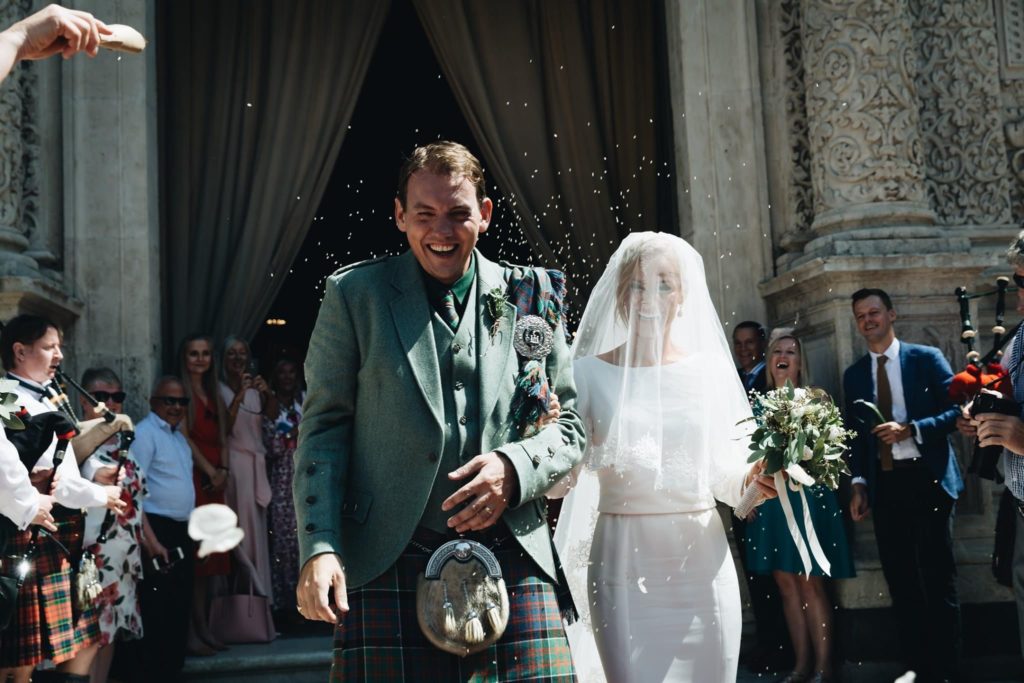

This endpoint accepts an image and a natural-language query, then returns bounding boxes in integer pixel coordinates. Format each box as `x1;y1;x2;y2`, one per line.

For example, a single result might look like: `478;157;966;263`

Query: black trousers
873;466;961;681
113;513;194;683
731;514;790;664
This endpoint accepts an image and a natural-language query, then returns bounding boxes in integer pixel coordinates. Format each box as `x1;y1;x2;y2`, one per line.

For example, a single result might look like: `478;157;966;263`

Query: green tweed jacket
294;249;586;588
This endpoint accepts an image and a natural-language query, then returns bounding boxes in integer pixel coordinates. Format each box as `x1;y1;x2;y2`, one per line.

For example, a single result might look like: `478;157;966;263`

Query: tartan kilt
0;514;100;667
331;539;576;682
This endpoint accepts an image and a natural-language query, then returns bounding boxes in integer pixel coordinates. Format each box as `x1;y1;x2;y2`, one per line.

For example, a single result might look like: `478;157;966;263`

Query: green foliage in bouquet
0;378;25;430
740;380;852;490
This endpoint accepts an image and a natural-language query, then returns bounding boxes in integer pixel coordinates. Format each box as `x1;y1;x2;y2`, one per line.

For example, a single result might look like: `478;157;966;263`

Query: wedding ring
484;506;493;515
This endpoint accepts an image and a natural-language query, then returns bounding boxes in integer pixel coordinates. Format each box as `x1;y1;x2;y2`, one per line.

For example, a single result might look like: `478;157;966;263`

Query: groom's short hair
397;141;487;209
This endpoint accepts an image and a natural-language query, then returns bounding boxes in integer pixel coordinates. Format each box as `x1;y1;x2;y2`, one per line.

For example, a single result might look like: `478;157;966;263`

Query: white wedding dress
558;356;749;683
553;233;753;683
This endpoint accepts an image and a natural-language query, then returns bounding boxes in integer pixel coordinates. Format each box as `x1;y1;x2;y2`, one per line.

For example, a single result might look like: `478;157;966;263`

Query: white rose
802;445;814;461
827;425;843;441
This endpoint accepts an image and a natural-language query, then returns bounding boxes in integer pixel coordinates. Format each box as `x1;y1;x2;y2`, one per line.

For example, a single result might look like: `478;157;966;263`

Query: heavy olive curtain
411;0;675;290
159;0;389;360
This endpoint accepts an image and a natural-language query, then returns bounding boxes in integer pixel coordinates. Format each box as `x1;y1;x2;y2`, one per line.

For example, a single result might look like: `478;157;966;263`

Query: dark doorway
251;0;531;370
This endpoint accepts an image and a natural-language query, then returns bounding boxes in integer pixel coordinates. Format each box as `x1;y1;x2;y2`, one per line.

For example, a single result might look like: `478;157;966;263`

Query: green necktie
441;290;460;331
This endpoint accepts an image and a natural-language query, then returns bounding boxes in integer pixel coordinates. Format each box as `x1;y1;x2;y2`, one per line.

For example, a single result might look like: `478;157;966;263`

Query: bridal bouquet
734;381;853;575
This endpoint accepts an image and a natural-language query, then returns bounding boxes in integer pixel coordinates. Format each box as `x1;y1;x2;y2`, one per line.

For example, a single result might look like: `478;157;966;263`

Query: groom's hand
296;553;348;623
444;452;518;533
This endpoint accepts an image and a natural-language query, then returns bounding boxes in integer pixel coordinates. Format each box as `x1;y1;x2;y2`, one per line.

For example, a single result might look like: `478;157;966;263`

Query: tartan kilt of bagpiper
331;534;576;682
0;512;100;667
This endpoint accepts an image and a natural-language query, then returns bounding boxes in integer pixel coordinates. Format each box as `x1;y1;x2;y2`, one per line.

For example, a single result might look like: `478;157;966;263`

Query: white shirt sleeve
51;442;108;509
0;434;39;529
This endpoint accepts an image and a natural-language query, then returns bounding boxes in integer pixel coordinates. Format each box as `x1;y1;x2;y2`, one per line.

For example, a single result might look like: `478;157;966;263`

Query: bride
552;232;776;682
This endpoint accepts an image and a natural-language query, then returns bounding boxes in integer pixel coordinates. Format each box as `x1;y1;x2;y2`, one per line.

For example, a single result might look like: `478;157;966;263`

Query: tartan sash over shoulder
503;266;568;434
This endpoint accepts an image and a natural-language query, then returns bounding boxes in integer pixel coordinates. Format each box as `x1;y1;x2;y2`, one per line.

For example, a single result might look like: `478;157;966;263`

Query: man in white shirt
844;288;963;682
116;376;195;683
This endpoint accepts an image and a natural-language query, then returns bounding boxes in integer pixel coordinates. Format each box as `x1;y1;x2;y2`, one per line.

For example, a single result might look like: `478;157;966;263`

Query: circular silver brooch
513;315;554;360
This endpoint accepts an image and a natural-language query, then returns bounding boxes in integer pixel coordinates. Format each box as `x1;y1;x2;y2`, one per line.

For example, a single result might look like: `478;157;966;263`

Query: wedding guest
178;334;230;655
77;368;145;683
220;337;276;613
553;232;776;682
117;376;196;683
0;315;124;683
0;3;109;82
844;288;962;682
731;319;789;673
744;331;854;683
956;231;1024;662
734;321;768;393
262;358;302;622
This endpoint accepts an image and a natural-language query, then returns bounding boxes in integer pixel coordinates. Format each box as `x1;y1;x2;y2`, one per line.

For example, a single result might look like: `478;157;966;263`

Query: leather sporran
416;539;509;657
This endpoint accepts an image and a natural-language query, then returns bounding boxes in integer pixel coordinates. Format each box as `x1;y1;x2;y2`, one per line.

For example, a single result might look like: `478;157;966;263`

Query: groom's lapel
476;253;517;433
389;251;444;429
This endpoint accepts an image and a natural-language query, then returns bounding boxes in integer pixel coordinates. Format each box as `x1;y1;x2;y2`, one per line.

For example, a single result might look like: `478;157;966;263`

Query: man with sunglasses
117;376;195;683
958;233;1024;664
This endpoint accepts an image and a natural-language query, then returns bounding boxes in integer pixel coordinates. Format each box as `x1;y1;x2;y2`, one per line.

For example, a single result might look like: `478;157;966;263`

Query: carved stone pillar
801;0;936;234
0;0;43;277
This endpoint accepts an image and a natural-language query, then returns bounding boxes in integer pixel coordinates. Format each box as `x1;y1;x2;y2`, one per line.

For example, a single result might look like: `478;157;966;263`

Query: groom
294;141;586;679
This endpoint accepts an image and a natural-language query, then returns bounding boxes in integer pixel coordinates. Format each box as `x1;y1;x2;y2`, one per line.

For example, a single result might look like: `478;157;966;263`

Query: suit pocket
341;487;373;524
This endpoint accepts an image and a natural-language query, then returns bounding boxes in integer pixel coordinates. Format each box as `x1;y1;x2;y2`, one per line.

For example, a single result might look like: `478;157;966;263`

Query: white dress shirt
8;373;108;510
851;339;926;487
0;430;39;529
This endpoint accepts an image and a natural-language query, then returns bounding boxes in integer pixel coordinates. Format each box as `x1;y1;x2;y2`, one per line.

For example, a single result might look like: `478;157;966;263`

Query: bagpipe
951;279;1020;479
53;367;135;608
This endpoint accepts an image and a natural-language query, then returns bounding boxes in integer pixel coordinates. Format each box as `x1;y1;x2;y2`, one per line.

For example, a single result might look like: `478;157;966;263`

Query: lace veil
552;232;753;680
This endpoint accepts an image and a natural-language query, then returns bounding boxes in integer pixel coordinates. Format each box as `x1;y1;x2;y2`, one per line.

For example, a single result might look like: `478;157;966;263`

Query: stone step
181;634;332;682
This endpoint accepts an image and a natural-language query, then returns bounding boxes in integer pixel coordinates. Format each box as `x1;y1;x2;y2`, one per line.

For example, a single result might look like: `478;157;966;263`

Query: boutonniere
485;287;509;339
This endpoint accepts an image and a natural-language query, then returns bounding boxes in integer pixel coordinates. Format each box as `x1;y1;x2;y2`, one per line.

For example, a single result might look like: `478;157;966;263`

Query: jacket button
427;452;438;463
305;523;316;532
453;343;462;354
454;380;464;390
306;496;317;505
306;465;316;476
459;415;468;425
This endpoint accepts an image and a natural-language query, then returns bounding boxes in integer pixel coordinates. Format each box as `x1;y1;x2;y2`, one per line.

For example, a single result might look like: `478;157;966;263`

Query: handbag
209;580;275;644
416;539;509;657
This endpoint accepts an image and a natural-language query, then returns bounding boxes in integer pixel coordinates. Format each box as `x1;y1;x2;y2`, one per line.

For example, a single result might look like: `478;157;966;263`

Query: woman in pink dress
220;337;277;615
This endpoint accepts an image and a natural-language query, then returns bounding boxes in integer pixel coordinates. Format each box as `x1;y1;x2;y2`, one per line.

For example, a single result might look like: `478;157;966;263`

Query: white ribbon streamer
775;470;832;577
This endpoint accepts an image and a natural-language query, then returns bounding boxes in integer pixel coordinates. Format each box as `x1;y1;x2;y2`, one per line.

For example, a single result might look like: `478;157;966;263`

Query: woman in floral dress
78;368;147;683
262;358;303;621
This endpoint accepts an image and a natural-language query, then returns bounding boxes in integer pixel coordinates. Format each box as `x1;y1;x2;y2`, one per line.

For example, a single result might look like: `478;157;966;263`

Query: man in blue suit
844;288;963;683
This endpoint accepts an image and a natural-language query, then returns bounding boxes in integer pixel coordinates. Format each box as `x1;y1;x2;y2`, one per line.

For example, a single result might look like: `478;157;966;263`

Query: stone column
664;0;773;329
0;0;44;277
62;0;161;418
801;0;936;235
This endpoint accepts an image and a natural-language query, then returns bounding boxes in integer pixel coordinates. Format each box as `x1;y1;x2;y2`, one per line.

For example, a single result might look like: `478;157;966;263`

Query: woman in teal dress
744;330;855;683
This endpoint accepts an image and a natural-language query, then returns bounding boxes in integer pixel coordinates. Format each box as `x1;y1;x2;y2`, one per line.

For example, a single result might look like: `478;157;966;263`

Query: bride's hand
745;461;778;500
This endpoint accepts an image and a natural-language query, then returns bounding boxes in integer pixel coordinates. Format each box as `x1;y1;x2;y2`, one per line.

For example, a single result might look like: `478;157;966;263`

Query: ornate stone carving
996;0;1024;79
0;0;40;275
911;0;1012;226
800;0;932;231
779;0;814;251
